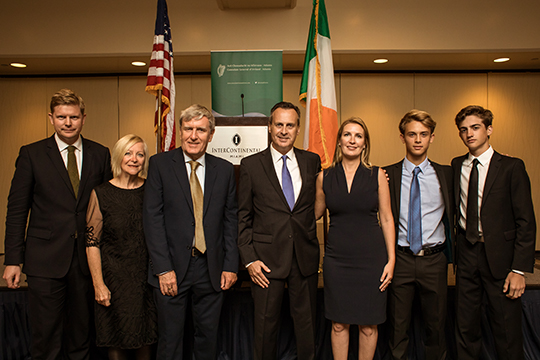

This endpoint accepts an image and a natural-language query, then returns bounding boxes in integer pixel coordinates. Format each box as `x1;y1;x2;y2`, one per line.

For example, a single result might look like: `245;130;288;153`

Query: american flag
145;0;176;152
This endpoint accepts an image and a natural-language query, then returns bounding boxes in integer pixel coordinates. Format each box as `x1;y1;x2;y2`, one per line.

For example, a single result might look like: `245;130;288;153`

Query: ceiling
1;50;540;77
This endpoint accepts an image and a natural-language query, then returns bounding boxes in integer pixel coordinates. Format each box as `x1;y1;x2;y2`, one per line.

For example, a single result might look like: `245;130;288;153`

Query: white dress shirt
270;145;302;204
398;157;446;248
54;133;83;177
458;146;494;236
184;152;206;194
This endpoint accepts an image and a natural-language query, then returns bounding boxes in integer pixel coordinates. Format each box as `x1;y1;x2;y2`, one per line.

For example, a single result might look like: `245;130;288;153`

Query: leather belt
458;226;484;242
397;243;446;257
191;247;206;257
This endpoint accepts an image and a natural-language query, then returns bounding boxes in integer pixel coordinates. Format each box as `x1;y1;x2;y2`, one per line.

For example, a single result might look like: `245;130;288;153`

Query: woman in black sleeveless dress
86;134;157;360
315;118;395;360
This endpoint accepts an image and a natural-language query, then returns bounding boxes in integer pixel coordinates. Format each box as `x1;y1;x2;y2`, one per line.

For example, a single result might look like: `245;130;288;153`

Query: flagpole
157;89;163;153
146;0;175;153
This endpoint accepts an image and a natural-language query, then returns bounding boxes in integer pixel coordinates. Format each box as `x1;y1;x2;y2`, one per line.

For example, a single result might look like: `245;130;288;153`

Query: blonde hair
50;89;85;115
399;109;436;134
331;117;372;169
111;134;149;178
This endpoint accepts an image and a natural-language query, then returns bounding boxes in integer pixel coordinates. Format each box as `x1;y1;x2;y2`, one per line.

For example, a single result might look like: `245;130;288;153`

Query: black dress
86;181;157;349
322;164;387;325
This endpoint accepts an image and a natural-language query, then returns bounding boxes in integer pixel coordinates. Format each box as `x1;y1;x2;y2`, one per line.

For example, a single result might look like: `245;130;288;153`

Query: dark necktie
67;146;79;198
466;159;480;244
408;167;422;254
281;155;295;210
189;161;206;253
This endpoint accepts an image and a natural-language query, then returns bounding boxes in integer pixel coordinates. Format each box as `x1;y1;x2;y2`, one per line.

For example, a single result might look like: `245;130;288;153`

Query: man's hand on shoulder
503;271;526;299
247;260;271;288
221;271;237;290
3;265;21;289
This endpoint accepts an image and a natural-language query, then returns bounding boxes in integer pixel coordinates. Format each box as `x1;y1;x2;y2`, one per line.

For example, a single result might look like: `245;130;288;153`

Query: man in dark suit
237;101;321;360
452;105;536;360
143;104;238;360
2;89;112;360
384;110;454;360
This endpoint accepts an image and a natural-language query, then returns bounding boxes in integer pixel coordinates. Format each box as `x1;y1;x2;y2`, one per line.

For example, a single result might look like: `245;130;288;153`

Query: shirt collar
55;133;82;152
183;151;206;168
403;156;429;175
270;145;295;164
464;146;493;167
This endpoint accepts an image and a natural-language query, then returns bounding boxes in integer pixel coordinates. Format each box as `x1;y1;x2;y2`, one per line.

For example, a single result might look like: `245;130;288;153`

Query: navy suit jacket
237;147;321;279
384;159;455;262
4;135;112;277
143;148;238;292
452;151;536;278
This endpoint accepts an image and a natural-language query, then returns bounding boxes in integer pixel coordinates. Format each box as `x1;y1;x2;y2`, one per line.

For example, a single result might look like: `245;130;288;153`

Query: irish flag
299;0;338;169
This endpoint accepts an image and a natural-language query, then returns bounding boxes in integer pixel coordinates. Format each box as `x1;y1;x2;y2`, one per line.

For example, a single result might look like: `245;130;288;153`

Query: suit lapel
46;135;76;199
203;154;217;215
482;151;501;207
390;161;403;223
261;148;290;210
172;148;194;215
294;148;308;209
431;160;450;213
454;155;467;208
78;137;92;204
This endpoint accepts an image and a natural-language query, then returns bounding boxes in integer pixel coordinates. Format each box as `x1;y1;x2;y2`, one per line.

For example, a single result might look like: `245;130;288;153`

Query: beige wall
1;0;540;57
1;72;539;253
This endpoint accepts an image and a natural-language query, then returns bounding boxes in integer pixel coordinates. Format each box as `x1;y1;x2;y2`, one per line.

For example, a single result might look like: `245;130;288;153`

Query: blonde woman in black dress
86;134;157;360
315;118;395;360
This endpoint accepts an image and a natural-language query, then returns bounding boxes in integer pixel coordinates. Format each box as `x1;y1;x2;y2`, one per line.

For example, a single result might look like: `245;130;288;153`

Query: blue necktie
408;167;422;254
281;155;295;210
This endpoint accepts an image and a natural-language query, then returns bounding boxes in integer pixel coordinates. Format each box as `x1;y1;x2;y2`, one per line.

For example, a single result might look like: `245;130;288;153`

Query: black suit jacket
452;151;536;278
143;148;239;292
237;147;321;279
384;159;455;262
4;135;112;278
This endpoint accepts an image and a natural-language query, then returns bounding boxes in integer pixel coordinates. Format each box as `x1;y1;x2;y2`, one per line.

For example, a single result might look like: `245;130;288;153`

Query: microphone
241;93;245;117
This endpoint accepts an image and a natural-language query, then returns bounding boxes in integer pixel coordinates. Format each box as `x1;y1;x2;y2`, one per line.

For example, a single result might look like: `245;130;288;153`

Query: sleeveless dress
86;181;157;349
322;164;387;325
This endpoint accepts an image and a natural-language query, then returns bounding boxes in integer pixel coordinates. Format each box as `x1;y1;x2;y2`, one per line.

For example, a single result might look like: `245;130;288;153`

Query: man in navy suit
384;110;454;360
238;102;321;360
144;104;238;360
2;89;112;359
452;105;536;360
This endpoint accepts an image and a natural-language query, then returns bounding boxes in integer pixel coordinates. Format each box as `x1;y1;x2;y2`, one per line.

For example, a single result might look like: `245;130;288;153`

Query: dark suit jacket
143;148;238;292
384;159;455;262
4;135;112;278
452;151;536;279
237;147;321;279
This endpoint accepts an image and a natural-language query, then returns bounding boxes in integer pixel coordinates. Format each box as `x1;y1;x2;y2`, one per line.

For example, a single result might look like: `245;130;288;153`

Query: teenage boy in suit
384;110;454;360
452;105;536;360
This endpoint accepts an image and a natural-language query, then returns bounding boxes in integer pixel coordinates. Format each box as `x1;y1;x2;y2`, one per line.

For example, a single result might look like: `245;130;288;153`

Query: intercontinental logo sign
208;126;268;165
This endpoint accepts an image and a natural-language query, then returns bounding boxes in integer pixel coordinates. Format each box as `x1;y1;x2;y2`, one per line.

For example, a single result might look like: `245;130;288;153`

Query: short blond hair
111;134;149;178
399;109;436;134
50;89;85;115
